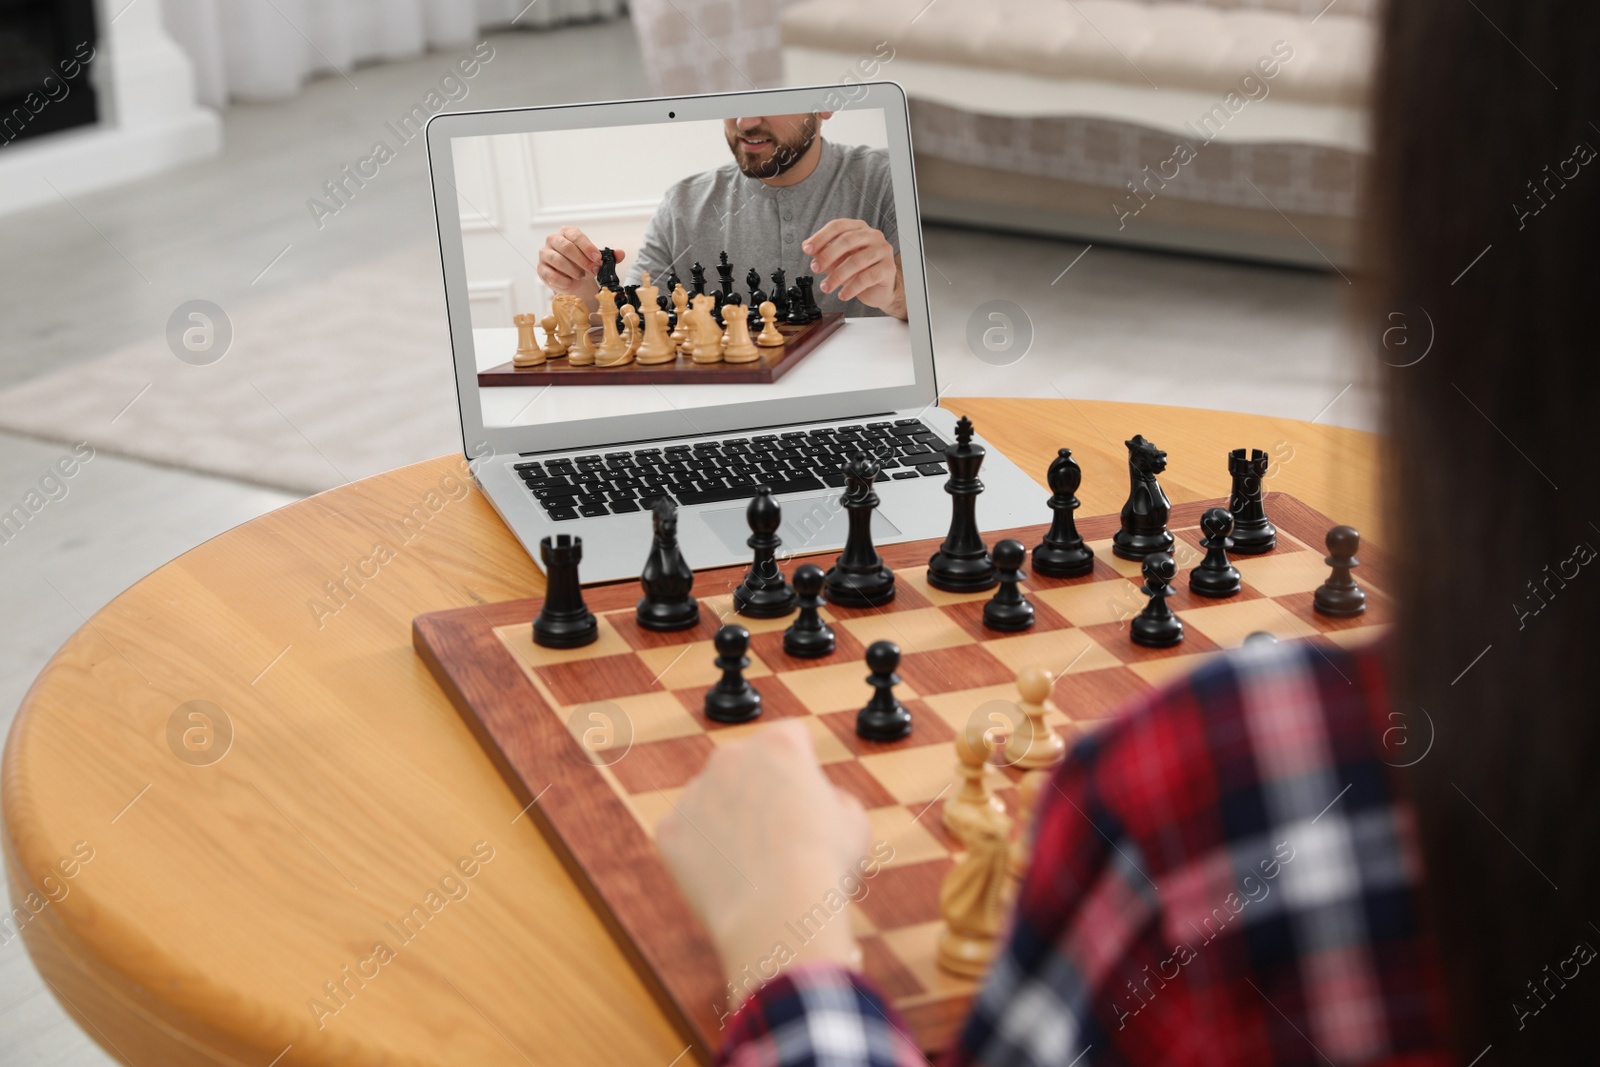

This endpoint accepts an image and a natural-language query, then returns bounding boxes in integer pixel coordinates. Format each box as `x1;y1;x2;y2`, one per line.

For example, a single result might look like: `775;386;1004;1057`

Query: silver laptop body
425;82;1041;583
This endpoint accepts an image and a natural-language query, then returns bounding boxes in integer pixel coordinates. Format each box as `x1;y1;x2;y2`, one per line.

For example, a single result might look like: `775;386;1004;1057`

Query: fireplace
0;0;99;146
0;0;217;217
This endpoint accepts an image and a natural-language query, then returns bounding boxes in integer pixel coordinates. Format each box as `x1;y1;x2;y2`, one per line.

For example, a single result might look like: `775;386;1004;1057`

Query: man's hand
803;219;906;320
538;225;621;297
657;720;870;997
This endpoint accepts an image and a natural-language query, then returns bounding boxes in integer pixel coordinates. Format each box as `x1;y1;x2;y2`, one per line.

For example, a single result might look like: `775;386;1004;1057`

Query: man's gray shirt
624;139;898;318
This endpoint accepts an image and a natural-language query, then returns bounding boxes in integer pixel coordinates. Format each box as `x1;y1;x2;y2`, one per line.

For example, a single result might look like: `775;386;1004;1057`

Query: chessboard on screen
477;251;845;388
414;421;1389;1059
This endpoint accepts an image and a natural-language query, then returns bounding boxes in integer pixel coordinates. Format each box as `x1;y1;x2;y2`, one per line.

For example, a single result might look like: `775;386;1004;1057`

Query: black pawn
785;285;807;325
666;267;681;294
1032;447;1095;578
1130;552;1183;648
637;498;699;631
1243;631;1279;649
704;624;762;724
534;535;599;648
770;268;790;319
1189;507;1243;598
1313;525;1367;617
746;269;767;329
1112;435;1175;560
733;486;796;618
783;564;835;658
926;416;996;592
824;454;896;607
1227;448;1278;554
797;276;821;320
857;640;912;741
710;290;726;326
982;539;1035;632
690;261;707;296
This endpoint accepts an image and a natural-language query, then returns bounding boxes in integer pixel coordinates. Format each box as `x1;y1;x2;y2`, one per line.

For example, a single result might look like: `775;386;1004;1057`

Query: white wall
452;108;889;331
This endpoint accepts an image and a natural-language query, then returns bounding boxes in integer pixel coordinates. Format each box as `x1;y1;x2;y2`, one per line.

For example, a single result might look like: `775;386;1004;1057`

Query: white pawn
937;740;1012;979
1012;666;1068;771
669;284;690;349
690;295;723;364
1008;769;1048;882
943;718;1006;838
636;308;676;365
756;300;784;347
512;313;544;367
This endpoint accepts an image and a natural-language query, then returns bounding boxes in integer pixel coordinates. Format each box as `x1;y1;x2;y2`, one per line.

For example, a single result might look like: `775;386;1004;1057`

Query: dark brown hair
1364;0;1600;1058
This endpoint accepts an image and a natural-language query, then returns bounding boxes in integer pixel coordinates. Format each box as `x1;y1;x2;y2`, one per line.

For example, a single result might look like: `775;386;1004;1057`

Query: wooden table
2;400;1381;1066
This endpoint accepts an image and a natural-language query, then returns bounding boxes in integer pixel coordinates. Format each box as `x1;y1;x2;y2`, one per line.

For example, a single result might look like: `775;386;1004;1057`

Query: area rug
0;244;462;496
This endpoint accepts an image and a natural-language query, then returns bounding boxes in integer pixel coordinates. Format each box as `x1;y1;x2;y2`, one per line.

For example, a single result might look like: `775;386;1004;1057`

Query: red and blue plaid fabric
716;641;1456;1067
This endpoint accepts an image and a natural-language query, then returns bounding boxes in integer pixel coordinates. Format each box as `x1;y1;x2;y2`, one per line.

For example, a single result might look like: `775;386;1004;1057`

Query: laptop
424;81;1042;583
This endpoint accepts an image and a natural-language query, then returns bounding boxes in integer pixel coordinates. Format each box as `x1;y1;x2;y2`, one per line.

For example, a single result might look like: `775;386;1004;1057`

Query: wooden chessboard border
476;312;845;387
411;491;1383;1061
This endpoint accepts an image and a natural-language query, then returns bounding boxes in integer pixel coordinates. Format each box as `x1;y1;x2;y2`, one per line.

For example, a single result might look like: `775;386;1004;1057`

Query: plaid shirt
716;641;1455;1067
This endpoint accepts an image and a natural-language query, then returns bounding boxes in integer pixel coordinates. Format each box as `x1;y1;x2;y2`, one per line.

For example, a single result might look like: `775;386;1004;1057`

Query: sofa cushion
779;0;1372;106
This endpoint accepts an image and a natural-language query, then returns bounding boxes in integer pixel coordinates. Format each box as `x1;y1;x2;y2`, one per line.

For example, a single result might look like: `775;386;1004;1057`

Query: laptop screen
439;101;922;439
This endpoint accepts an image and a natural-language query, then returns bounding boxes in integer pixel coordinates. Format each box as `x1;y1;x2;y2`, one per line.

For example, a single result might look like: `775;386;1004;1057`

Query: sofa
630;0;1374;267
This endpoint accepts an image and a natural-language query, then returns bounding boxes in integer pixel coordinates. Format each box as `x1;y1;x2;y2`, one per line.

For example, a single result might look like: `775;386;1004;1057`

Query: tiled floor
0;15;1367;1065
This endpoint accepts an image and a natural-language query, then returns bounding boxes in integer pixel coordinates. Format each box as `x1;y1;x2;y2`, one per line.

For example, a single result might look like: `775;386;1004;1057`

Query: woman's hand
657;720;871;997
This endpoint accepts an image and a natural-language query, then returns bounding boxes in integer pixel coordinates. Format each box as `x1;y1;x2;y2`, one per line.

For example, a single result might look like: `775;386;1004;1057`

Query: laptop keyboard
512;418;951;521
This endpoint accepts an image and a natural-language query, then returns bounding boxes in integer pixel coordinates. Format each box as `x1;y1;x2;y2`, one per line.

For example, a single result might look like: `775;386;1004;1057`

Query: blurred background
0;1;1372;1060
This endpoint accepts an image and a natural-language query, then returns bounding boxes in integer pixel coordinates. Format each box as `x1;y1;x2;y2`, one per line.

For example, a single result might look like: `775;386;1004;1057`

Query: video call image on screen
451;108;916;430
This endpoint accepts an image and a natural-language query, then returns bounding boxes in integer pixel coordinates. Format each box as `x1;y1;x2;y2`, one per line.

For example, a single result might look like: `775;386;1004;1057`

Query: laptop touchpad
700;494;902;556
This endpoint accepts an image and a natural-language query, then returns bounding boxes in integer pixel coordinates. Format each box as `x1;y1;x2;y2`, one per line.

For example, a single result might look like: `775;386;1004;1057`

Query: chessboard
412;491;1390;1061
476;312;845;388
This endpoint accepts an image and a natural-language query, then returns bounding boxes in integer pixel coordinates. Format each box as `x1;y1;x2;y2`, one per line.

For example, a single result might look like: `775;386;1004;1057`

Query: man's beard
726;116;820;179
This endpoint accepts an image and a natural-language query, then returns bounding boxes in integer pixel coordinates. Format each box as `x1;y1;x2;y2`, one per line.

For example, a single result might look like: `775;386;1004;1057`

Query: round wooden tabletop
2;399;1381;1066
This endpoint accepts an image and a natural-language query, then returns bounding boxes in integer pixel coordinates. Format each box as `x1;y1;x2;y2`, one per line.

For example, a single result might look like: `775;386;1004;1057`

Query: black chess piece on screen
770;268;790;319
534;535;599;648
797;276;821;321
1112;435;1175;561
857;640;912;741
785;285;807;326
636;499;699;631
690;262;707;297
596;247;621;292
1031;448;1095;578
926;416;997;593
744;268;767;330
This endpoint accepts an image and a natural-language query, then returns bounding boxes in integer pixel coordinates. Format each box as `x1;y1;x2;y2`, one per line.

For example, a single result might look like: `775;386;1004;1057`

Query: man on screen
537;112;905;321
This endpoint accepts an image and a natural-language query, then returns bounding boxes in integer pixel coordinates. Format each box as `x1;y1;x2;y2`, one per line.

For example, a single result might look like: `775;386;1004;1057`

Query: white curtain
162;0;628;107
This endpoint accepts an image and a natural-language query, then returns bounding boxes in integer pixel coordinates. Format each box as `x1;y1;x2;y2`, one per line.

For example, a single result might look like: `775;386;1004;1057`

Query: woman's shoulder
1067;638;1391;783
1043;638;1403;872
